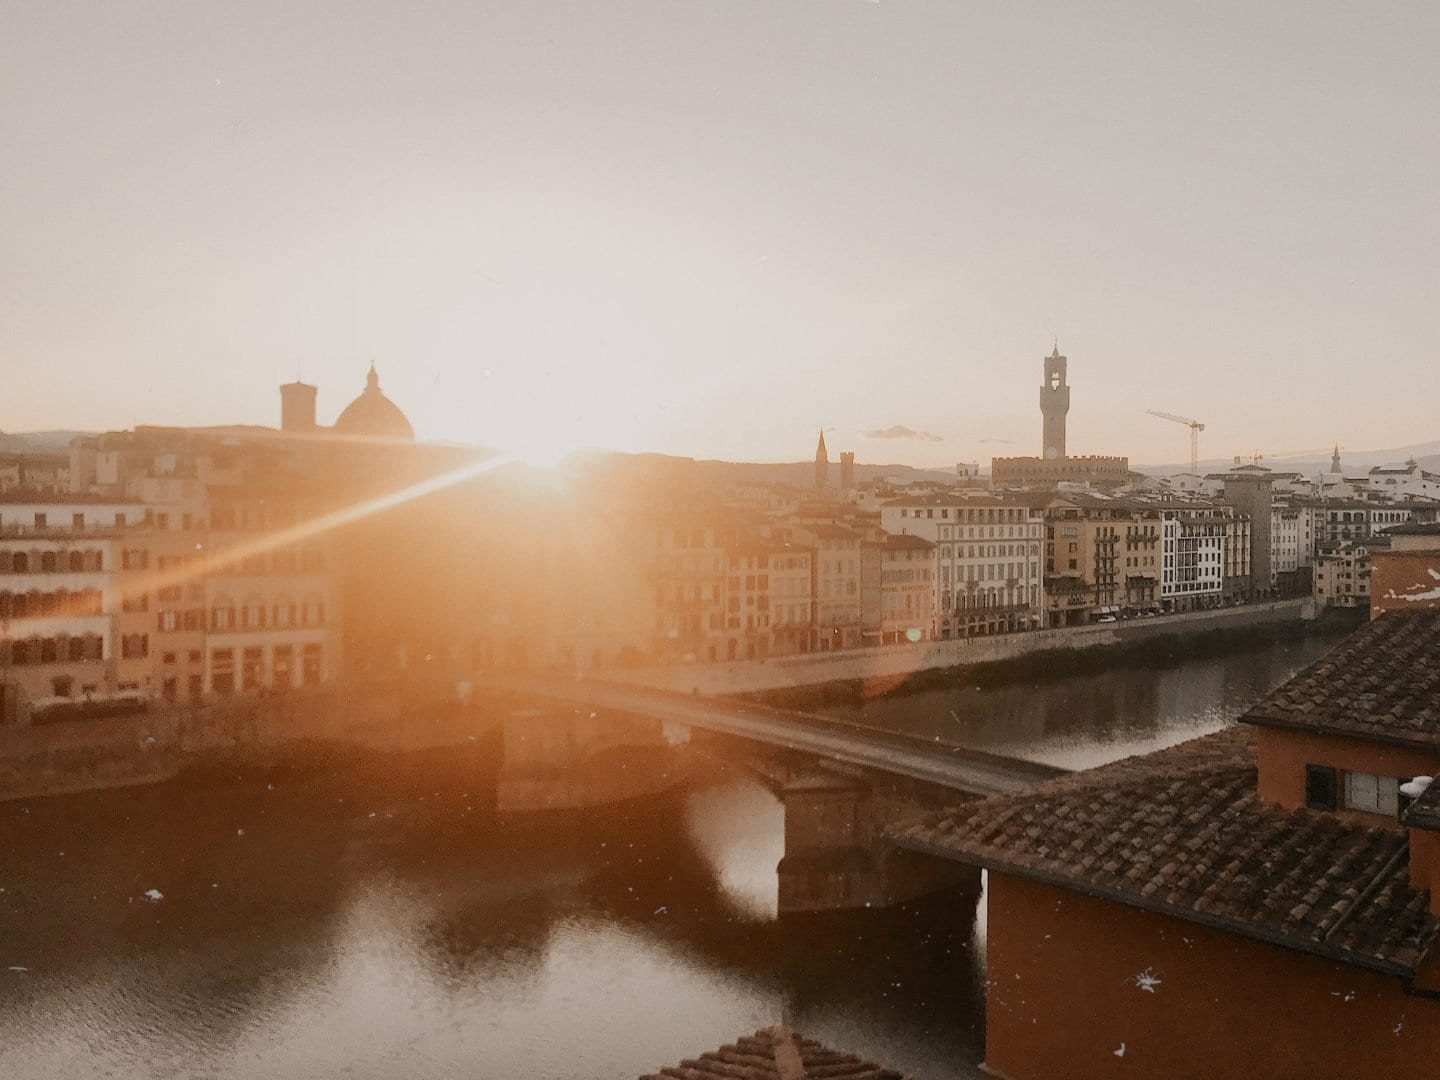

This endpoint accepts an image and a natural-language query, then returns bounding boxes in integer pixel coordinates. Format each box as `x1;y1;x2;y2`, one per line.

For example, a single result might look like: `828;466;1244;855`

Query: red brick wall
984;872;1440;1080
1254;726;1436;821
1371;550;1440;618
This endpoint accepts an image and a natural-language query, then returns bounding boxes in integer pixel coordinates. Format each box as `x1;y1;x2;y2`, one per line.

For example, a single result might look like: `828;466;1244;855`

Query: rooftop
1238;611;1440;749
881;533;935;551
639;1026;908;1080
889;726;1439;976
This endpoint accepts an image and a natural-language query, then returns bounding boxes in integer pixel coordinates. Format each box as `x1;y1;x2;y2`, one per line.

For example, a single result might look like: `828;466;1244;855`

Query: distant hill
691;458;957;488
568;449;958;489
1135;439;1440;478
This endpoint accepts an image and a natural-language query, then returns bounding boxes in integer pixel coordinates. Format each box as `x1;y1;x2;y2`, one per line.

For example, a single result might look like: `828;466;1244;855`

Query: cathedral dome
333;363;414;441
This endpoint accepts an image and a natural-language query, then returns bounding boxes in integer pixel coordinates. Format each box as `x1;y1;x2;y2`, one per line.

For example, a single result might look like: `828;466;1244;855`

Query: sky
2;1;1437;468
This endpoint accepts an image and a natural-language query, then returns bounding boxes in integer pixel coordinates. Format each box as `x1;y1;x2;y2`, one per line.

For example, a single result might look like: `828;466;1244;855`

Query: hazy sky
3;1;1437;467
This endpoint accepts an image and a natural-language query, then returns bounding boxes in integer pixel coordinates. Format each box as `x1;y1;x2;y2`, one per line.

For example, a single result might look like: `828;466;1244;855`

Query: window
273;644;293;689
242;647;264;691
211;649;235;695
242;598;266;629
1345;772;1400;817
33;512;47;529
1305;764;1337;811
302;643;323;686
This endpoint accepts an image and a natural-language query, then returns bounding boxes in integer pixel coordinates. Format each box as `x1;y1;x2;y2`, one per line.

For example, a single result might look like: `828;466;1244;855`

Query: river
0;632;1339;1080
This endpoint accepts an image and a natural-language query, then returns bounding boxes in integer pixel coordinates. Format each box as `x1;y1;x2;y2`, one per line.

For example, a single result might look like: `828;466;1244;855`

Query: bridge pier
495;706;688;812
776;769;979;914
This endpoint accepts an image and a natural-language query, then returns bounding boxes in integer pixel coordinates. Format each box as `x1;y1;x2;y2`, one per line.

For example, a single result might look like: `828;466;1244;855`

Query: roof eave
1238;713;1440;753
889;831;1419;980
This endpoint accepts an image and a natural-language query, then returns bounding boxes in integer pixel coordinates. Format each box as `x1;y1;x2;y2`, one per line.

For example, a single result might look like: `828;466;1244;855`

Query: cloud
861;425;944;443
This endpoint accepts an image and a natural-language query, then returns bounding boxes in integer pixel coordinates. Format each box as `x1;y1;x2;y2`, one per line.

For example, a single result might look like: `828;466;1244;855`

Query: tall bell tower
1040;344;1070;461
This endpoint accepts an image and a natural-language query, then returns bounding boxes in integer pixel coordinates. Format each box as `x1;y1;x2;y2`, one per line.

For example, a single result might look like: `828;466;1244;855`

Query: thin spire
366;359;379;391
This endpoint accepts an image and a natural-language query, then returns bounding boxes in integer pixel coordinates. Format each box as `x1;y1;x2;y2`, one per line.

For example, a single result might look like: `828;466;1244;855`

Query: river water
0;633;1339;1080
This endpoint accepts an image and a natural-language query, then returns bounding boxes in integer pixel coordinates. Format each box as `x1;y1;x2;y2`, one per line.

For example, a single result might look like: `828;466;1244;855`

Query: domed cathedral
333;362;415;441
278;362;414;441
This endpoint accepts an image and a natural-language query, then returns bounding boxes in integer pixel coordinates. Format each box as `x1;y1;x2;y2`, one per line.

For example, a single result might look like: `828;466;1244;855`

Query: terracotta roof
888;727;1439;975
1384;522;1440;536
639;1026;908;1080
1238;611;1440;749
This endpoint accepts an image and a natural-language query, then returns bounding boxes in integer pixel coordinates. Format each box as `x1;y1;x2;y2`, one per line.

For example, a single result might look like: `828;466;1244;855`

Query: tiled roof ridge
888;727;1439;976
638;1025;910;1079
1238;611;1440;747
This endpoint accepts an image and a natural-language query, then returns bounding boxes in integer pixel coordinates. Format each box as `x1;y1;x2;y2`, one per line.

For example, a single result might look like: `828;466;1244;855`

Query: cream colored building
1313;540;1379;610
1041;496;1163;625
787;523;862;650
878;533;936;644
880;495;1045;637
0;499;154;723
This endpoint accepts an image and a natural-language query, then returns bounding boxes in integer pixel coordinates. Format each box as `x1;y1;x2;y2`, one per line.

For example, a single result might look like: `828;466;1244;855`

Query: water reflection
0;635;1334;1079
825;634;1340;769
0;750;983;1080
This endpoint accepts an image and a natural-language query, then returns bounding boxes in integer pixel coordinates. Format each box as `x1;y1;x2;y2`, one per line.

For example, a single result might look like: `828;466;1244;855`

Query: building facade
1160;511;1225;611
880;496;1044;637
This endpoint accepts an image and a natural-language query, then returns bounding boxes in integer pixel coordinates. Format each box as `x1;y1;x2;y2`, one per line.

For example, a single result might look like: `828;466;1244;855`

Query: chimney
280;381;318;433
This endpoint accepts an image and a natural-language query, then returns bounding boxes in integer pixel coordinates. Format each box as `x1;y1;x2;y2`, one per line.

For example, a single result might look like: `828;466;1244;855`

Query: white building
879;495;1045;637
1365;461;1440;501
1271;505;1301;582
1314;541;1377;610
1160;512;1225;611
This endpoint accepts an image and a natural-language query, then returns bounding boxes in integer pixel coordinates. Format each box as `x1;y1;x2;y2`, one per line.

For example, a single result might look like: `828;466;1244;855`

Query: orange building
892;611;1440;1078
1371;522;1440;617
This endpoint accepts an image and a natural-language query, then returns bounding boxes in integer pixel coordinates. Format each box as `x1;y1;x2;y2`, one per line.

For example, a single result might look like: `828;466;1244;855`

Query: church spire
366;359;380;391
1331;444;1342;474
814;429;829;491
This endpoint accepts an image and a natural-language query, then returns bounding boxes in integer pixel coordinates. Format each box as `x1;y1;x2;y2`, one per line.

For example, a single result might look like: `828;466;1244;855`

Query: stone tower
279;380;318;433
1040;345;1070;461
814;430;829;491
1331;445;1342;474
839;451;855;494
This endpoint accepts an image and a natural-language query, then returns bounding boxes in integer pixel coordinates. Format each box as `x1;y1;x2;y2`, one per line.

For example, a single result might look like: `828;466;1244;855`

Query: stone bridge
488;677;1067;913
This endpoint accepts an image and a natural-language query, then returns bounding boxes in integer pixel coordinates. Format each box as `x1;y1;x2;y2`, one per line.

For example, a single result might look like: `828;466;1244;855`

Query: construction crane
1147;409;1205;474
